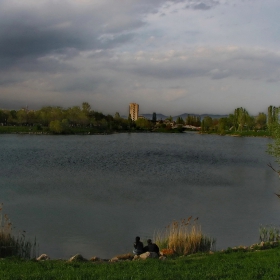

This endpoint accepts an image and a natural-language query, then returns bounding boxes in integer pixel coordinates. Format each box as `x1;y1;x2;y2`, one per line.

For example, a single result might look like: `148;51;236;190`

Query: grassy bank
200;130;271;137
1;247;280;280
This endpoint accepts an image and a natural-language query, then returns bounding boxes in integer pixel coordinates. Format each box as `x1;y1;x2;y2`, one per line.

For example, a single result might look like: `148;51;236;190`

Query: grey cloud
0;0;172;68
193;3;212;10
54;76;103;93
185;0;220;10
107;48;280;83
209;69;230;79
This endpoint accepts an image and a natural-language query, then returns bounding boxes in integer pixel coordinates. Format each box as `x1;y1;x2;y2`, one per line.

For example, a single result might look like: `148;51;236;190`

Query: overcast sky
0;0;279;116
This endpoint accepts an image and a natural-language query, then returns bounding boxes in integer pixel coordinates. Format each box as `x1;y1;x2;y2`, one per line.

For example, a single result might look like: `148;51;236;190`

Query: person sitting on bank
133;236;144;255
143;239;160;255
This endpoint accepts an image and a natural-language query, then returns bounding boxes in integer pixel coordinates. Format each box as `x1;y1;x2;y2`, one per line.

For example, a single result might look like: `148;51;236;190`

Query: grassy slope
1;248;280;280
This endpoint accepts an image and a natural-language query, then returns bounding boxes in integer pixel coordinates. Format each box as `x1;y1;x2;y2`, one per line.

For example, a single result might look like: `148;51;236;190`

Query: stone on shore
68;254;88;262
139;252;159;260
90;256;102;262
36;254;50;261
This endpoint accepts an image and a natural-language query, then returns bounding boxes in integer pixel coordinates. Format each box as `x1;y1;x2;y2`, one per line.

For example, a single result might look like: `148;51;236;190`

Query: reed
0;204;38;259
154;216;215;256
259;224;280;242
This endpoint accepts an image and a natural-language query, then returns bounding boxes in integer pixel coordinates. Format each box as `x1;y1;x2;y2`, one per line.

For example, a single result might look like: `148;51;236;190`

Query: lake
0;132;279;259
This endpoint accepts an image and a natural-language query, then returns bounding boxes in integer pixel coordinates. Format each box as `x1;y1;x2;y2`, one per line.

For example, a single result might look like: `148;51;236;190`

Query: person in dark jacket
133;236;144;255
143;239;160;255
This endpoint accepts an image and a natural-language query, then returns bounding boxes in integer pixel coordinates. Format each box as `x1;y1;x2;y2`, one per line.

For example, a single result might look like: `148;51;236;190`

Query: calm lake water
0;132;279;259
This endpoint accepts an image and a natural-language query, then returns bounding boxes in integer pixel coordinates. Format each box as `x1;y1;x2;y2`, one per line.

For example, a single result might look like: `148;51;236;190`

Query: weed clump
259;225;280;243
154;216;215;256
0;204;38;259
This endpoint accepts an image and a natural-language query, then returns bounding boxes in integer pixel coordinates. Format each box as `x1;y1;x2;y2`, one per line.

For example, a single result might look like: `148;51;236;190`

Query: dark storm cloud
0;0;153;66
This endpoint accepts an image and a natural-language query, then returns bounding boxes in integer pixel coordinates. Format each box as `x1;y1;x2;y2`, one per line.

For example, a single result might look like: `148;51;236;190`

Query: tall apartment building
129;103;139;121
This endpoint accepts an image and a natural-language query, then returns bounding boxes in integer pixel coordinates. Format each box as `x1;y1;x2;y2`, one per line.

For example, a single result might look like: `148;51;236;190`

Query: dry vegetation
154;216;215;256
0;204;38;259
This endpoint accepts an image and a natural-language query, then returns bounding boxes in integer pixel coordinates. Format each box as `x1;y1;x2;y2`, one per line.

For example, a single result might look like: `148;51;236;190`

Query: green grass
0;126;41;133
198;130;271;137
1;248;280;279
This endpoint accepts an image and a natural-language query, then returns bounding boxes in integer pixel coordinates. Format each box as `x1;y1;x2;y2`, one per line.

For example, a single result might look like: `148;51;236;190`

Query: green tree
16;109;28;125
217;117;228;133
176;116;184;125
267;107;280;162
82;102;91;114
49;120;63;133
255;112;267;130
135;118;151;130
114;112;121;119
201;116;213;132
166;116;173;122
152;112;157;123
268;105;277;126
0;110;9;125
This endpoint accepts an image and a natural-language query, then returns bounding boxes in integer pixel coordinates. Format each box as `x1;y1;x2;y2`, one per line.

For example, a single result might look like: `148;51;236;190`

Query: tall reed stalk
154;216;215;256
259;224;280;242
0;204;38;259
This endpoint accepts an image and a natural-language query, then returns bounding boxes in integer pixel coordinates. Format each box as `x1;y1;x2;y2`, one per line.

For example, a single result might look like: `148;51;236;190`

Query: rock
113;253;134;260
139;252;159;260
89;256;102;262
68;254;87;262
110;257;119;262
133;255;140;260
36;254;50;261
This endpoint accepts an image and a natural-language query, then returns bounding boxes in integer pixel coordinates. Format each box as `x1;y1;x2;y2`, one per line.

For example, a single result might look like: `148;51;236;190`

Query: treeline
0;103;278;134
200;106;277;134
0;102;136;134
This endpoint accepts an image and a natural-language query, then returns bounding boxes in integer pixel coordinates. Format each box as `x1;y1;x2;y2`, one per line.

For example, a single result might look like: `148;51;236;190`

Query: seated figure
133;236;144;255
143;239;160;255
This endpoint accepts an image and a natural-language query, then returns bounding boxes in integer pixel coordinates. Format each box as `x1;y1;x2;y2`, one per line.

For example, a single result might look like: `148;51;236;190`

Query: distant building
129;103;139;121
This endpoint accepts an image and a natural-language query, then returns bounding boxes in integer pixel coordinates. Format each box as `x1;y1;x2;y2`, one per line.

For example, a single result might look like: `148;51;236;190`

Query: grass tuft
0;204;38;259
259;224;280;242
154;216;215;256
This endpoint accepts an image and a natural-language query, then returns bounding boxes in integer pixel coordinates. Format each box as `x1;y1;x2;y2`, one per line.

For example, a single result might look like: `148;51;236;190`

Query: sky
0;0;280;116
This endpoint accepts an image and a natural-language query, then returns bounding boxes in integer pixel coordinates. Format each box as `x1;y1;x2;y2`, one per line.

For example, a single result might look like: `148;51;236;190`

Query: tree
82;102;91;115
217;117;228;133
0;110;8;125
201;116;213;132
176;116;184;125
166;116;173;122
268;105;277;126
49;120;63;133
135;118;151;130
114;112;121;119
16;109;28;125
255;113;267;130
235;107;249;131
267;107;280;162
152;112;157;123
